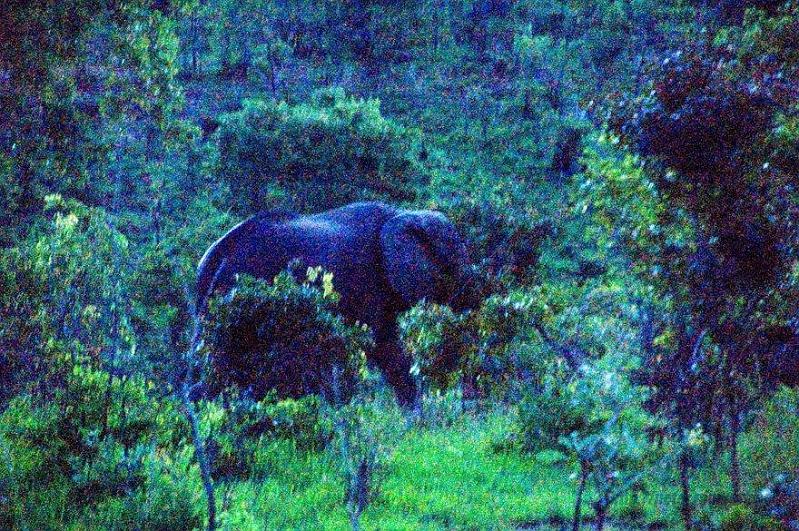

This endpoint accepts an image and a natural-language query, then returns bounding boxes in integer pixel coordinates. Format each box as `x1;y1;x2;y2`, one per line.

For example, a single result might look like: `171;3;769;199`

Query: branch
177;278;217;531
687;328;707;373
531;321;587;370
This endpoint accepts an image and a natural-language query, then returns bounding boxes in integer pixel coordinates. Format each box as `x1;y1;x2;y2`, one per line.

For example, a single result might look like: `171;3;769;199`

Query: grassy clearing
153;392;799;530
208;412;664;529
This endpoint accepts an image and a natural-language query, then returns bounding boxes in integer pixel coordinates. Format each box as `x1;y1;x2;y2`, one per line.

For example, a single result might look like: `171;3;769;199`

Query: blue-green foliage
0;370;191;529
400;292;537;397
200;394;334;482
718;504;782;531
216;87;422;212
2;0;799;528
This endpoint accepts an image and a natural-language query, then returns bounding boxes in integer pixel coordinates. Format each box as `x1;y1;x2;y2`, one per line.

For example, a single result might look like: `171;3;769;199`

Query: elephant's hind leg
373;339;418;410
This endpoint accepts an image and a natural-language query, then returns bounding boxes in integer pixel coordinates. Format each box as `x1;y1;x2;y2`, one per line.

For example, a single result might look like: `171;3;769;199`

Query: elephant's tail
196;210;296;314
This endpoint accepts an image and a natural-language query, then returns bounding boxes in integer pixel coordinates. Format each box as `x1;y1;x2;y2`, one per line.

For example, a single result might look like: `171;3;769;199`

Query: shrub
216;87;421;212
0;396;67;527
86;447;204;531
757;471;799;527
261;395;333;451
0;247;47;403
606;41;797;293
401;302;475;391
400;292;533;400
516;368;598;453
438;188;553;286
719;503;782;531
515;353;660;530
330;381;405;529
0;367;186;529
203;270;372;403
199;393;334;481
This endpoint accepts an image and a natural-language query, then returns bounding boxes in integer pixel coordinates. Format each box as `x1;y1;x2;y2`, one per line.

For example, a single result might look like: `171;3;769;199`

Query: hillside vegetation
2;1;799;529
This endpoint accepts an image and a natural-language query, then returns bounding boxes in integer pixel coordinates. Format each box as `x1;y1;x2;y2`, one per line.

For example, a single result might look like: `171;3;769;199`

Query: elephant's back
209;202;399;334
272;205;387;275
270;204;397;329
230;205;379;280
197;210;299;308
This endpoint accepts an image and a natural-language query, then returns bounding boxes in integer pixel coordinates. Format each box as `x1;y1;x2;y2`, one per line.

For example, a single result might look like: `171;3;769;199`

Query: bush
719;503;782;531
216;87;422;212
86;447;204;531
692;0;785;24
400;292;533;399
437;186;553;287
0;247;47;403
131;449;204;531
262;395;333;451
330;381;405;529
758;471;799;527
203;270;372;403
516;354;658;529
200;394;334;481
606;42;796;293
401;302;475;391
0;396;67;527
610;48;776;186
516;367;597;453
0;367;187;529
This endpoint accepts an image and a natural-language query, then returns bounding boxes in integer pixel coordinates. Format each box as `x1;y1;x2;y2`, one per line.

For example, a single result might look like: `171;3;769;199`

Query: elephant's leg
373;339;418;410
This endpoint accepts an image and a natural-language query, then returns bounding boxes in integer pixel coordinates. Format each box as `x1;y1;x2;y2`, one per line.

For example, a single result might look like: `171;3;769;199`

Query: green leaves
215;87;421;212
203;271;371;401
401;302;474;390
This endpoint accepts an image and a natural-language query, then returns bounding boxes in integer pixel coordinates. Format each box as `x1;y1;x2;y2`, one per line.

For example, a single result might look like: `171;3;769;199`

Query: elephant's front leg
373;338;419;411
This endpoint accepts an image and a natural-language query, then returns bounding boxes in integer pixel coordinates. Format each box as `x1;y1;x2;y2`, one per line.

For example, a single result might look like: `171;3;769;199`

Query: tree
0;0;124;241
329;375;404;531
581;1;799;517
520;354;660;530
215;87;421;212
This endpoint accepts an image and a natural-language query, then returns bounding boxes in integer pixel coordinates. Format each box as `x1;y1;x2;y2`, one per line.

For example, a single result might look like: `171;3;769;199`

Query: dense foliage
216;88;421;212
2;0;799;529
203;270;371;401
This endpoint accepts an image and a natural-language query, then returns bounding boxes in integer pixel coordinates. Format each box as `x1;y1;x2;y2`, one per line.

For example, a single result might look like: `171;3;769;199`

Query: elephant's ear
380;212;448;306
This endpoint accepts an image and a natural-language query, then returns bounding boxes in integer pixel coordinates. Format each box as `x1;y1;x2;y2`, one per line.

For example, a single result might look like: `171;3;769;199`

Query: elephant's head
380;210;479;312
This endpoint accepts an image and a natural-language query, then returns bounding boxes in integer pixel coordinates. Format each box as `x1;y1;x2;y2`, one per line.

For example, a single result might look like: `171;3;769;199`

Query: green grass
213;405;799;530
207;412;683;530
73;393;797;530
373;416;574;529
213;412;574;530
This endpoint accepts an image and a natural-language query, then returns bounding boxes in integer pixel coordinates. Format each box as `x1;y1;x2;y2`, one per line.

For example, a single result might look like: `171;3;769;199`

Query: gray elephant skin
196;201;477;407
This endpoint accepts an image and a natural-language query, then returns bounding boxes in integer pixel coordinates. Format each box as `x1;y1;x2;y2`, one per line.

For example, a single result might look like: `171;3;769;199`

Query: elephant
196;201;478;408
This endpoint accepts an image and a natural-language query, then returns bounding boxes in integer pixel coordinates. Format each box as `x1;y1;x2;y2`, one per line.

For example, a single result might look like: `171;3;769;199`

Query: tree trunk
349;511;361;531
679;446;693;530
331;365;360;531
712;418;724;459
593;500;607;531
99;363;115;438
729;411;742;502
100;226;125;439
432;19;439;54
573;464;588;531
190;13;198;76
722;346;743;503
100;302;119;439
182;387;216;531
181;317;216;531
